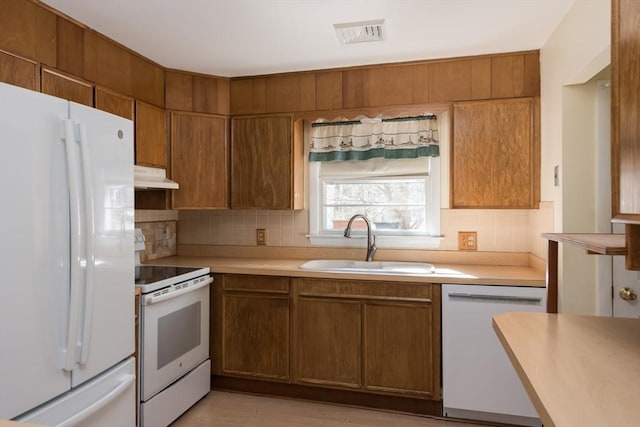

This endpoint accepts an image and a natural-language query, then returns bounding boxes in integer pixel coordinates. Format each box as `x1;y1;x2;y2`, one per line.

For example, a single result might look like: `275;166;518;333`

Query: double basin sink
299;259;436;275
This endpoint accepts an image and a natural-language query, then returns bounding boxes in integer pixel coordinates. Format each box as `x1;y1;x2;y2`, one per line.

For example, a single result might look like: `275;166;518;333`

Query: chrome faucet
343;214;377;262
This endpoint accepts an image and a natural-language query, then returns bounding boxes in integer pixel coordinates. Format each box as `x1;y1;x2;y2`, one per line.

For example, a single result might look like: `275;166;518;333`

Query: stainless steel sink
298;259;436;275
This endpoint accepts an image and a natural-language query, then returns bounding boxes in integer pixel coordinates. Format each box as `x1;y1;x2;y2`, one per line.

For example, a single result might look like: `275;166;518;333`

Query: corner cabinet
170;112;228;209
230;115;304;210
451;97;540;208
612;0;640;268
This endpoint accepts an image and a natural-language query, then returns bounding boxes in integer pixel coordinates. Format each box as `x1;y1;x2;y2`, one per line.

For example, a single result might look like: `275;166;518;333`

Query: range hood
134;165;179;190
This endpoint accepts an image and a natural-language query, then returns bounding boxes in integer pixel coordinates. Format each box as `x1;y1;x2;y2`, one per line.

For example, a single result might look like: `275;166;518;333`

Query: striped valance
309;115;440;162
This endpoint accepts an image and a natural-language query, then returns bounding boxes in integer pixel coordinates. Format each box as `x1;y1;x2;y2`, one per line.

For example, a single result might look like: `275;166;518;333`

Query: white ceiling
41;0;576;78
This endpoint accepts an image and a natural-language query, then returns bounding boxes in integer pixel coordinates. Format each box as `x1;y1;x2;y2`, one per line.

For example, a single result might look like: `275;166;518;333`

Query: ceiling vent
333;19;385;44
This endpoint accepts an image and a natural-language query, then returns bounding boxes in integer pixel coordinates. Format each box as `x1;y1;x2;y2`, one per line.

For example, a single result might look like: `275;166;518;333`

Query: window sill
306;234;443;250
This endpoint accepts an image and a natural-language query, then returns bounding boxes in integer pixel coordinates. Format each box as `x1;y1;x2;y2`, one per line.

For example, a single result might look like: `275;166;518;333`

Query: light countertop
493;312;640;427
148;255;546;286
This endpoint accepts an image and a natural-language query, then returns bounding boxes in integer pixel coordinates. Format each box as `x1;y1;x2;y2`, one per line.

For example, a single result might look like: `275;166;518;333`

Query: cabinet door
613;0;640;268
231;115;302;209
41;67;93;106
295;298;362;389
222;293;290;381
171;112;228;209
95;87;133;120
612;0;640;222
452;98;539;208
363;302;438;398
135;101;167;167
0;50;38;90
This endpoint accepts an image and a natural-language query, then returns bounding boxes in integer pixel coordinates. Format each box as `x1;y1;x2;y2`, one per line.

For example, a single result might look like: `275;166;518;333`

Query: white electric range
135;265;212;427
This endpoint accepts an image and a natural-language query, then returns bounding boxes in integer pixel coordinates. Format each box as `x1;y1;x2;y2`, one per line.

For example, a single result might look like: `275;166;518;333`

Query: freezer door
67;102;135;387
0;83;73;418
16;357;136;427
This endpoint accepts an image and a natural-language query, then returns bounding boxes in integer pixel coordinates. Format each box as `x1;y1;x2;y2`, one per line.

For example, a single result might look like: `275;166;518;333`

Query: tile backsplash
175;201;554;259
134;210;179;262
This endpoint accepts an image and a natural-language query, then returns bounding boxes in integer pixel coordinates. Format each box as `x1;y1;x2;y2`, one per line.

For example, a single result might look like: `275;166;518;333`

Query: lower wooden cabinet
363;302;437;397
293;278;441;400
220;275;290;381
213;274;442;406
295;298;362;389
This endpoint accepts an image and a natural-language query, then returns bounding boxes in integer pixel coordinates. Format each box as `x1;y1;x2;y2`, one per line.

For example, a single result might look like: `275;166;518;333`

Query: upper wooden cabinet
612;0;640;223
166;70;229;115
612;0;640;270
41;67;93;106
95;86;134;120
230;78;266;115
491;52;540;99
230;74;315;115
135;101;167;168
452;97;540;208
265;73;315;113
231;115;304;210
171;112;228;209
230;51;539;115
84;31;165;107
0;0;56;67
0;49;38;90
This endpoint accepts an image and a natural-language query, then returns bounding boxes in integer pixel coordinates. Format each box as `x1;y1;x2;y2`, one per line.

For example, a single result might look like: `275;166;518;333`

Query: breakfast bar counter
493;312;640;427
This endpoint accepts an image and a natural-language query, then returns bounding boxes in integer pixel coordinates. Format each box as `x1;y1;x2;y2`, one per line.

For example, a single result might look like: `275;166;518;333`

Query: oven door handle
144;276;213;306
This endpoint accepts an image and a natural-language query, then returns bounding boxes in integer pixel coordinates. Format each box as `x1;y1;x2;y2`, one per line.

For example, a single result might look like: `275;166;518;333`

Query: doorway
594;77;639;318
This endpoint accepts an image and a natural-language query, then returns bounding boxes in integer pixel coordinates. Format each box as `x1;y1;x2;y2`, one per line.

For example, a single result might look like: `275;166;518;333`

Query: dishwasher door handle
447;292;542;304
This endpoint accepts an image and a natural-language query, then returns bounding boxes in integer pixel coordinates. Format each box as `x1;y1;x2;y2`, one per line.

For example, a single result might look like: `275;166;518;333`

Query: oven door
140;277;211;401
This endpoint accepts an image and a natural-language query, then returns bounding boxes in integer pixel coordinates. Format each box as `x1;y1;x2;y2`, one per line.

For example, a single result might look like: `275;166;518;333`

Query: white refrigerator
0;82;136;426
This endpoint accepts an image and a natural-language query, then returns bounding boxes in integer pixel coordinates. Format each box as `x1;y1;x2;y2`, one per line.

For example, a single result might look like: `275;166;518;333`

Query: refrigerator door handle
55;373;135;427
77;123;95;364
60;119;83;372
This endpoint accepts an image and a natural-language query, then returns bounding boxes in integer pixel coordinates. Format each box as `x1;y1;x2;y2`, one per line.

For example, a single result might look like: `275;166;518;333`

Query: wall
177;203;553;259
540;0;610;313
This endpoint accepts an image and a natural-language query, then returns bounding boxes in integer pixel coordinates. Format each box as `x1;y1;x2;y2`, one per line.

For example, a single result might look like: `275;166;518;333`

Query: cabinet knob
619;287;638;302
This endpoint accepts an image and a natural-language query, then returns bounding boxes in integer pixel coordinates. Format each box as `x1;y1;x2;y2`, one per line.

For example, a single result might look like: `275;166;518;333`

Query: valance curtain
309;115;439;162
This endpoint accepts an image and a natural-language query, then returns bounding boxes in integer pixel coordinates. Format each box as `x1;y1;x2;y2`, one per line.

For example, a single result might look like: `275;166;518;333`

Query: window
307;113;446;249
323;177;428;233
308;157;442;249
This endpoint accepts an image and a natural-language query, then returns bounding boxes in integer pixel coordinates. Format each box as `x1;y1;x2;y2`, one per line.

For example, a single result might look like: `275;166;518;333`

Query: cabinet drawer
296;278;433;302
224;274;290;294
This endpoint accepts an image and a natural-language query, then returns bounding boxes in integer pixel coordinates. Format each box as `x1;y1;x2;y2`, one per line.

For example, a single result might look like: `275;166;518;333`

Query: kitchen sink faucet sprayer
344;214;377;262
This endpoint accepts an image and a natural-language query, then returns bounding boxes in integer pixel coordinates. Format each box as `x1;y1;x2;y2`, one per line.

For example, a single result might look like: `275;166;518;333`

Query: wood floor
170;391;485;427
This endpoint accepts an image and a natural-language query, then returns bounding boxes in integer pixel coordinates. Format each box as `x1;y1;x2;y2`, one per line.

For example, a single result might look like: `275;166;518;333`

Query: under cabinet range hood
134;165;179;190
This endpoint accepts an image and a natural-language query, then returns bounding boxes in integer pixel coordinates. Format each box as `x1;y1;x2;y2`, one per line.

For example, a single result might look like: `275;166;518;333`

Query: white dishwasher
442;284;545;427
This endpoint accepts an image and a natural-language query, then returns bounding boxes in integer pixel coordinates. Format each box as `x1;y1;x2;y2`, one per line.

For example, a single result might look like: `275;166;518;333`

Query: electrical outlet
256;228;267;246
458;231;477;250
